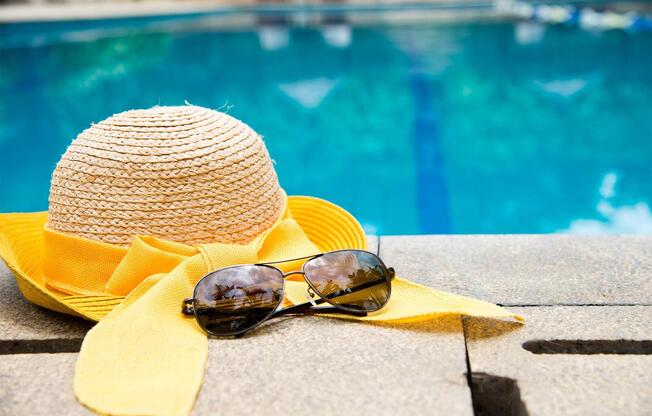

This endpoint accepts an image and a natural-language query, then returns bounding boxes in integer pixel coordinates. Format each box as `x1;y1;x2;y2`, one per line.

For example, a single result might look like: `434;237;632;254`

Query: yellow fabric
286;278;522;323
68;199;324;416
0;195;523;416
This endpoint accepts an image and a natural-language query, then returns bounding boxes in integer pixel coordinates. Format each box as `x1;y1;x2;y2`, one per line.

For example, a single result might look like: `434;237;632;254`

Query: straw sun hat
0;105;366;320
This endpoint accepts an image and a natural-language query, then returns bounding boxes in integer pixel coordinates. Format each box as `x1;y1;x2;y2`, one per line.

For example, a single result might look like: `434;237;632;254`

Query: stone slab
196;315;472;416
0;263;91;344
4;235;650;415
0;317;472;415
380;235;652;306
0;353;92;416
465;306;652;416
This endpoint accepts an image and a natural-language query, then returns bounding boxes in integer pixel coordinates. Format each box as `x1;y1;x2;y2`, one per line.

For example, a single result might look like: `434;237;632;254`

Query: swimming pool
1;11;651;235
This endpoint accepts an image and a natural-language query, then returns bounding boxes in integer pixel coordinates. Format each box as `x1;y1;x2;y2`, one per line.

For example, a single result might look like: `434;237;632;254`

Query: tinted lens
193;265;284;336
303;250;391;312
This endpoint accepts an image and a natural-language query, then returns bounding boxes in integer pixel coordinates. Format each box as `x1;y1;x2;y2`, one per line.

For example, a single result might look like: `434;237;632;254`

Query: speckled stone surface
380;235;652;305
1;236;651;415
196;316;472;416
0;262;91;343
0;353;92;416
465;306;652;416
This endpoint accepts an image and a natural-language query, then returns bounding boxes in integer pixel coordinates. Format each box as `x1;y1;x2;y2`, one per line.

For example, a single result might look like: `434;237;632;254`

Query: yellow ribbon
39;200;522;416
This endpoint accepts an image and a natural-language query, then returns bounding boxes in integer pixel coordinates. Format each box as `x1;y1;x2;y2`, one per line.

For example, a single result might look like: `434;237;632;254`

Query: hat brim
0;196;367;321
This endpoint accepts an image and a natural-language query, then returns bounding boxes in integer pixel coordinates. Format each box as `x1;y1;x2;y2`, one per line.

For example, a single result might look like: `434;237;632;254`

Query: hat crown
48;105;284;246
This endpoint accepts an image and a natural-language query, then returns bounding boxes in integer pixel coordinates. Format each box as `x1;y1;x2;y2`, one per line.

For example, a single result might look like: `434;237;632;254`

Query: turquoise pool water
1;14;651;235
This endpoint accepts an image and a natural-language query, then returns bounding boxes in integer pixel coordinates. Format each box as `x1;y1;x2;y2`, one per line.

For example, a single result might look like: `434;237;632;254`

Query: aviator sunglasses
182;249;395;337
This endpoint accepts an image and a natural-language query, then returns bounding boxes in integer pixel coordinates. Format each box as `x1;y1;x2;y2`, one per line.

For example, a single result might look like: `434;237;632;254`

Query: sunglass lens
193;265;284;336
303;250;391;312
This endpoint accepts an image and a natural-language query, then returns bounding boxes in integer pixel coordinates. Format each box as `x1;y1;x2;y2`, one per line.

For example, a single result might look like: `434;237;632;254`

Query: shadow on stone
468;372;529;416
523;339;652;355
0;338;83;354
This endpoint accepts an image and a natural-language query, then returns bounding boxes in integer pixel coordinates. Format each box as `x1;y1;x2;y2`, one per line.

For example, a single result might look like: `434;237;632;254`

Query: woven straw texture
48;105;285;246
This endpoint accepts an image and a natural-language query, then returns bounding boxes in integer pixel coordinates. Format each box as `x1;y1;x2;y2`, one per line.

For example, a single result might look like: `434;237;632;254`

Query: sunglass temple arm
270;298;367;319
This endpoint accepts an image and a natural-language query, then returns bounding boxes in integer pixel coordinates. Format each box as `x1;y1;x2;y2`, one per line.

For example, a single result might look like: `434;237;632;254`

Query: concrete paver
196;316;472;416
380;235;652;305
2;236;651;415
465;306;652;416
0;353;92;416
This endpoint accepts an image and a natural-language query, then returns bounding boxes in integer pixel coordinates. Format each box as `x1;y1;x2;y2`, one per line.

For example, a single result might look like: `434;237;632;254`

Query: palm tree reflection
306;251;389;310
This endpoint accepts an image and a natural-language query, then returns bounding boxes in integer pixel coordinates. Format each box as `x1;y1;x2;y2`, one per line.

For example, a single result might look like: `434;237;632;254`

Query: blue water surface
1;14;651;235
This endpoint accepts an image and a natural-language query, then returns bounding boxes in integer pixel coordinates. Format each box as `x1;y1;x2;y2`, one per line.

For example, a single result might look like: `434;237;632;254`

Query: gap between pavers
464;306;652;416
379;234;652;306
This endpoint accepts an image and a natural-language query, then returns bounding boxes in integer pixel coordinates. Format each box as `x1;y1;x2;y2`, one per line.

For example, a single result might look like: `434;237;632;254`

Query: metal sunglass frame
182;249;395;337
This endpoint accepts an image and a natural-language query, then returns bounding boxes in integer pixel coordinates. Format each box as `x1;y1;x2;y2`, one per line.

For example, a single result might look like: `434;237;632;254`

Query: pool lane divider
406;33;452;234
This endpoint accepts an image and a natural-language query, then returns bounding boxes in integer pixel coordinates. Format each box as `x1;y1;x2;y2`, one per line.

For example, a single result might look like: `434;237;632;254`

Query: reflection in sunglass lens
303;250;391;312
193;265;284;336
